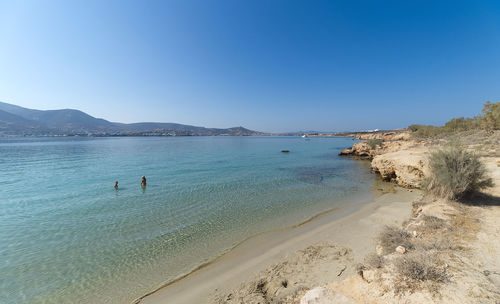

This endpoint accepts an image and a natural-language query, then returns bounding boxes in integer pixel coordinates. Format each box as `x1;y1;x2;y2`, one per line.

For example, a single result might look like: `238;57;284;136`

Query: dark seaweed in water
317;152;343;159
294;166;340;185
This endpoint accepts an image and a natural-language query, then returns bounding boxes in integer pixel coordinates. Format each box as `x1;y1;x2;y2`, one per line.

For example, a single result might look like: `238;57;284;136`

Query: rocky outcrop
339;142;375;158
339;131;415;159
371;150;429;188
339;136;419;160
356;131;410;141
339;130;428;188
377;140;420;154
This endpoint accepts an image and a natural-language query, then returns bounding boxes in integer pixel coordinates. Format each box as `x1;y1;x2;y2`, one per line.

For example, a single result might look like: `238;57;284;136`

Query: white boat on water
301;134;307;138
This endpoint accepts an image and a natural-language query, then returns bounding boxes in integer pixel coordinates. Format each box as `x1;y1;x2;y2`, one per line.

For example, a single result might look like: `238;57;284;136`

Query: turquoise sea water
0;136;376;304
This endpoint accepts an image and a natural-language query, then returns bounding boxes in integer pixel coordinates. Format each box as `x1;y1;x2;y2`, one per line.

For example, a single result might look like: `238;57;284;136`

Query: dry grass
413;235;457;252
447;214;480;244
393;252;448;295
454;130;499;156
411;199;430;217
420;215;447;232
377;226;413;255
446;200;481;239
359;197;478;298
412;214;460;251
395;252;448;282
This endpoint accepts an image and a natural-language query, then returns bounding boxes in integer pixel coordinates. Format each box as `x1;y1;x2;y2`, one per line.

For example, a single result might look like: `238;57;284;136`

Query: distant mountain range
0;101;266;136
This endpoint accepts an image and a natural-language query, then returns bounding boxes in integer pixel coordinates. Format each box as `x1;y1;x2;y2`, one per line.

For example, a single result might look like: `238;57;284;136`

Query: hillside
0;101;264;136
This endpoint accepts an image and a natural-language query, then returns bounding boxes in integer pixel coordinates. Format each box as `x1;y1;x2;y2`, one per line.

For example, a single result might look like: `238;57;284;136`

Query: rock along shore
339;131;430;188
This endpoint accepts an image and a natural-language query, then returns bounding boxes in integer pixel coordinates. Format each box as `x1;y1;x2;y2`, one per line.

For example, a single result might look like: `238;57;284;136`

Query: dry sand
135;188;421;304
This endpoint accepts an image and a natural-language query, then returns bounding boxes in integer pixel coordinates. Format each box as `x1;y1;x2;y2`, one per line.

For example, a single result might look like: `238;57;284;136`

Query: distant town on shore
0;101;267;137
0;101;388;137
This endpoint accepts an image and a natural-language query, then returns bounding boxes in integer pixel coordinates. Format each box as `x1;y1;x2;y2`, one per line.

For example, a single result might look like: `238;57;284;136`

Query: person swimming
141;176;147;187
114;181;119;189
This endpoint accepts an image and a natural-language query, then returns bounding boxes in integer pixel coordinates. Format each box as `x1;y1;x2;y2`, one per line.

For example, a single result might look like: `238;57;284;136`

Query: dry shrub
377;226;413;255
424;145;493;200
367;138;383;149
411;199;429;216
421;215;447;231
413;235;456;252
394;252;448;294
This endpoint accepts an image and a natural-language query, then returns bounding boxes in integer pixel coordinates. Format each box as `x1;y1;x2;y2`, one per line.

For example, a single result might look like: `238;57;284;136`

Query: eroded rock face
339;132;428;188
339;142;375;158
378;140;419;154
339;132;416;159
371;150;429;188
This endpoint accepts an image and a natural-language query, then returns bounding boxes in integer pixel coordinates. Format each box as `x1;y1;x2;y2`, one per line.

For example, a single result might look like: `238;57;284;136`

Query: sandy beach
2;3;499;302
135;187;421;304
136;130;500;304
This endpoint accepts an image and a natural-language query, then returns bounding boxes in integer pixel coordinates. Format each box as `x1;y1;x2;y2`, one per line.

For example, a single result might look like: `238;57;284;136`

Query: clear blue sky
1;0;499;132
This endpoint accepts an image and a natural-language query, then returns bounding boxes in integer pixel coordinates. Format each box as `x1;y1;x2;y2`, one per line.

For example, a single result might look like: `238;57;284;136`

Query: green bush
480;101;500;130
444;117;479;132
408;124;423;132
411;125;447;138
408;101;499;138
424;145;493;200
367;138;383;149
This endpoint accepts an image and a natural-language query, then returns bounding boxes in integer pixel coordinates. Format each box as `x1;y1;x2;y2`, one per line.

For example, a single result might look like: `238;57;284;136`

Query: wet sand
135;188;421;304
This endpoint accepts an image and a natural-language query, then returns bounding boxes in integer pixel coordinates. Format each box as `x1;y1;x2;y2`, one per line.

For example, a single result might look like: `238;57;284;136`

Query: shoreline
135;187;421;304
133;130;498;304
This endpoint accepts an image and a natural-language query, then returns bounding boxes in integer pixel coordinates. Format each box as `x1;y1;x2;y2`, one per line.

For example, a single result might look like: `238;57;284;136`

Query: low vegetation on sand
355;130;496;300
376;226;413;255
393;251;449;294
408;101;500;138
356;197;474;298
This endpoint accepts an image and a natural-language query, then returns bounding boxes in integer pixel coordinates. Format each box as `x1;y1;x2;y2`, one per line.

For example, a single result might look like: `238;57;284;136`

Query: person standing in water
141;176;147;187
114;181;119;189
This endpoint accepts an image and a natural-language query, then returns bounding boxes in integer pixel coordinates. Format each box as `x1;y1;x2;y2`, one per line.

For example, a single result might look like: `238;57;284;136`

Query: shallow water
0;136;375;304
